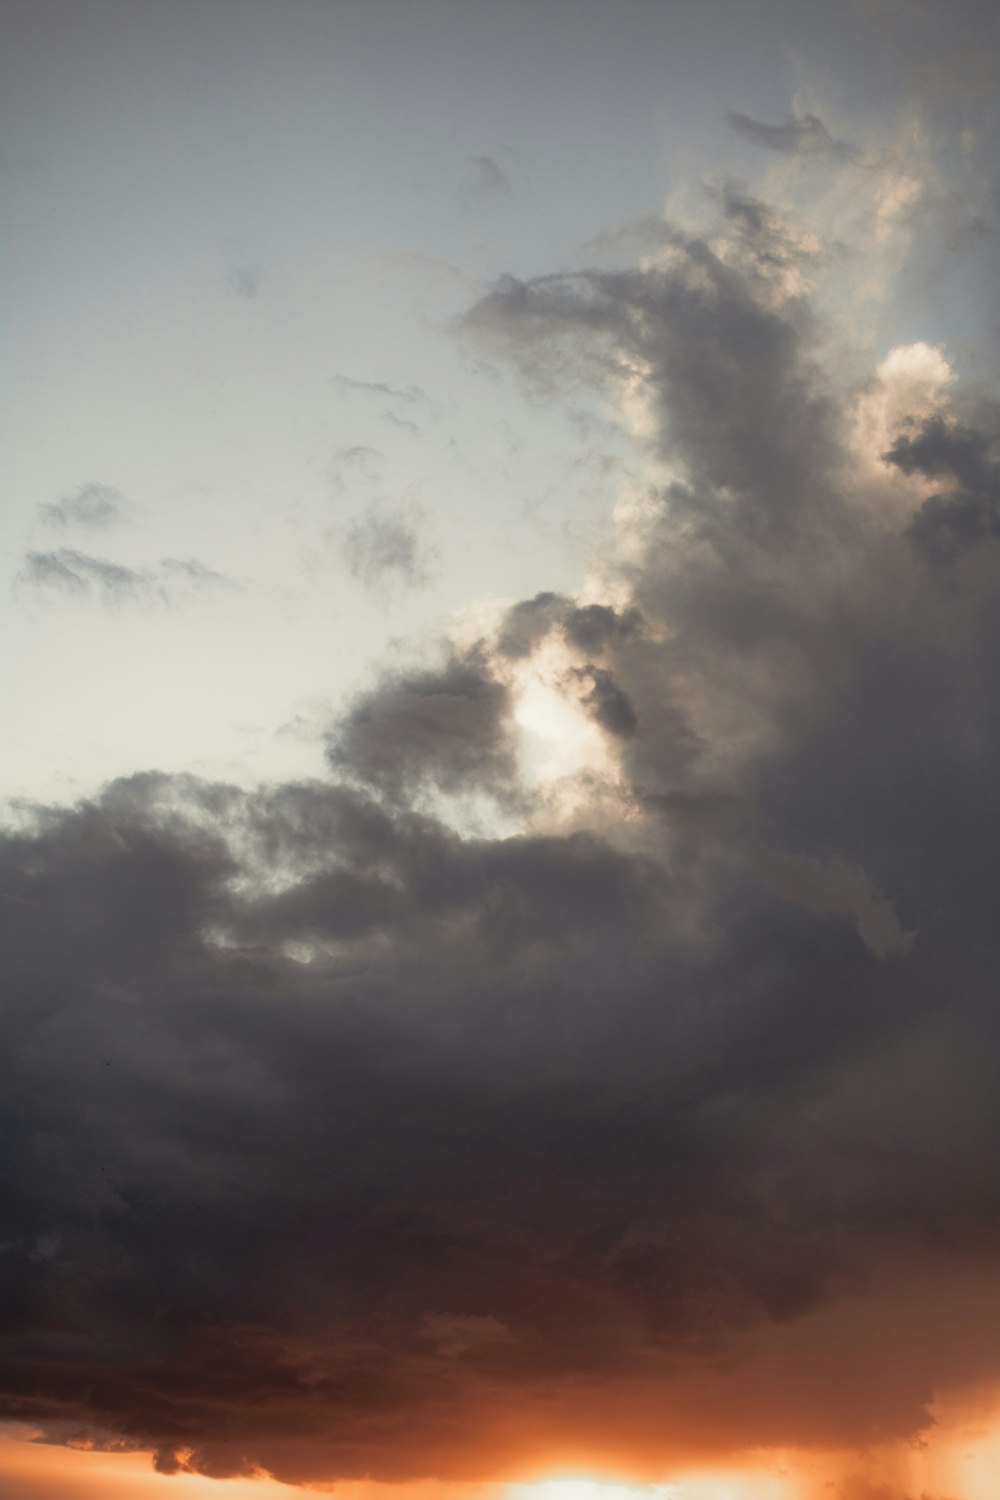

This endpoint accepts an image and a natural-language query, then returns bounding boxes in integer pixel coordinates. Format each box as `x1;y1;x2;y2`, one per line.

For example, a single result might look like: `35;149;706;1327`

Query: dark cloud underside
7;178;1000;1491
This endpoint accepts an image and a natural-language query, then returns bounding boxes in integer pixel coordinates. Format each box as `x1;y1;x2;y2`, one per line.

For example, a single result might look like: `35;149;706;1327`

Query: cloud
459;154;514;204
727;109;854;157
330;374;427;405
327;646;517;804
341;503;435;592
16;549;236;605
17;548;152;604
329;376;430;439
496;593;643;660
469;155;512;194
226;262;263;298
158;557;236;592
463;210;838;534
9;133;1000;1493
37;482;128;529
882;410;1000;561
571;664;639;739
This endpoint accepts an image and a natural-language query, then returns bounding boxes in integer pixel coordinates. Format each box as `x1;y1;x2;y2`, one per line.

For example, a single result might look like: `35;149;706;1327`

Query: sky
3;1;1000;1498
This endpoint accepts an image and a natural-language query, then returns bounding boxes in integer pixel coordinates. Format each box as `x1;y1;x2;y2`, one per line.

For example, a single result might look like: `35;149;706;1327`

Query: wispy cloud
458;152;514;207
226;261;263;298
340;502;434;593
17;549;236;605
37;482;129;529
727;108;855;157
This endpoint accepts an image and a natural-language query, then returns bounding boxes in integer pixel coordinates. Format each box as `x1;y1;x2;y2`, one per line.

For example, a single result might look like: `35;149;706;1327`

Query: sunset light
5;1;1000;1498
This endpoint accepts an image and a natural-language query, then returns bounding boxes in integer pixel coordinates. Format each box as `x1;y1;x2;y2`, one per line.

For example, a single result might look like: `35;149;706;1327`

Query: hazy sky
3;2;1000;1499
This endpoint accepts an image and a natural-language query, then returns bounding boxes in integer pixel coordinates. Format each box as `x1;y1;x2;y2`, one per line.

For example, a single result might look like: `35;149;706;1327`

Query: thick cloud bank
5;184;1000;1490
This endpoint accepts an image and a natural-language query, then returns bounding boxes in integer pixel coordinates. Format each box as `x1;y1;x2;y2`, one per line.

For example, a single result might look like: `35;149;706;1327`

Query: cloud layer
4;165;1000;1491
17;551;235;607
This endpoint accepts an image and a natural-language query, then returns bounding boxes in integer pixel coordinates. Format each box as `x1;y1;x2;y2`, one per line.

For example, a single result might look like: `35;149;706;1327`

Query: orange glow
6;1428;1000;1500
507;1473;792;1500
0;1434;501;1500
0;1433;298;1499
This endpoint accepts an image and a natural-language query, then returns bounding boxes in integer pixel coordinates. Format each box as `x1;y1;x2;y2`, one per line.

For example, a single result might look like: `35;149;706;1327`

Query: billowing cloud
327;646;516;804
883;410;1000;560
6;108;1000;1500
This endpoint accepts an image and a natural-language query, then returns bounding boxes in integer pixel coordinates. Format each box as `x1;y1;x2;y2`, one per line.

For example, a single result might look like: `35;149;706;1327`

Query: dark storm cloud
16;550;235;605
883;411;1000;561
727;108;853;157
572;665;638;738
10;178;1000;1491
38;482;128;529
327;646;517;804
463;207;840;546
496;592;643;661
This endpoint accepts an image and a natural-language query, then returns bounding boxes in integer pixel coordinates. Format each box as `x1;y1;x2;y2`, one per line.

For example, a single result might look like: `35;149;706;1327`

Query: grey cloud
496;591;643;660
17;549;235;605
336;443;382;466
572;665;639;739
341;504;434;592
18;549;152;604
327;647;517;805
383;408;421;436
564;601;644;654
460;154;513;202
329;375;429;439
715;181;824;275
495;590;568;657
884;413;999;489
328;445;384;501
227;262;262;298
469;155;512;194
160;556;235;589
463;212;839;542
758;850;916;960
330;374;427;405
38;482;128;529
884;411;1000;561
727;109;853;157
10;179;1000;1490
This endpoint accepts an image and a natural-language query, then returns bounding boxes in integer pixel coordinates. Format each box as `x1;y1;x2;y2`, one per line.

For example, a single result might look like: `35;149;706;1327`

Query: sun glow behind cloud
512;639;620;785
507;1477;788;1500
7;0;1000;1494
0;1432;293;1498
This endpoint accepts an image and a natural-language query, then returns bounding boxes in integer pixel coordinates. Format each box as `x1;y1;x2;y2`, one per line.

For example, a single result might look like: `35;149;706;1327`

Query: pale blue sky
3;0;994;805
